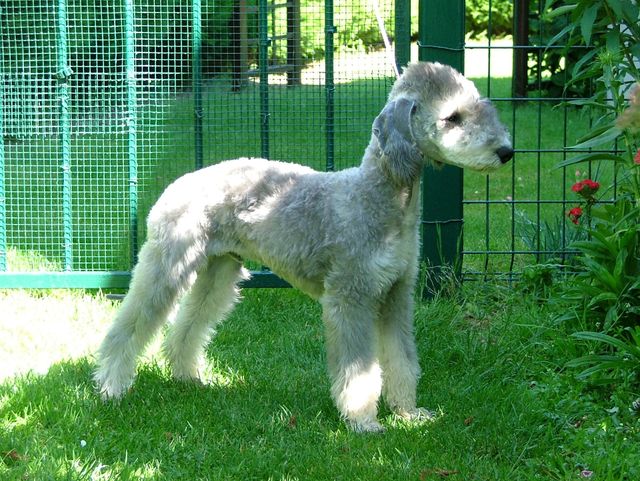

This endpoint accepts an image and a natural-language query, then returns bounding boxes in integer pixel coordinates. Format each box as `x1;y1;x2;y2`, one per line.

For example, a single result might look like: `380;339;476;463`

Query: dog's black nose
496;146;514;164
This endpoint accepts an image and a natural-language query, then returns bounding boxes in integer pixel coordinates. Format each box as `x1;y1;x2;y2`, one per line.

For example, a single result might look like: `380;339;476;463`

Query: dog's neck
360;137;422;214
361;136;422;190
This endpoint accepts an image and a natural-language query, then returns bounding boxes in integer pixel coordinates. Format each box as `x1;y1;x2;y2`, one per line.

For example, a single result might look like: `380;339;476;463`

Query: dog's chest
365;212;418;294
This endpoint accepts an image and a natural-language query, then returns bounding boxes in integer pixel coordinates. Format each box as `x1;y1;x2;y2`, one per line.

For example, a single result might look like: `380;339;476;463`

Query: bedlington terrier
94;62;513;432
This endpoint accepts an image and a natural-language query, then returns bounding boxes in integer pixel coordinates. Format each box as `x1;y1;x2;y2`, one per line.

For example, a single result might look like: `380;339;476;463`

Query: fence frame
0;1;591;290
0;0;413;289
417;0;465;293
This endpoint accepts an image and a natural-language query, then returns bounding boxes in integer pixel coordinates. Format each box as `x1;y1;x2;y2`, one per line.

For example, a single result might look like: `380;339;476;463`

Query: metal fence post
418;0;465;293
0;40;5;272
193;0;204;170
324;0;335;172
394;0;411;72
56;0;73;271
258;0;270;159
124;0;138;265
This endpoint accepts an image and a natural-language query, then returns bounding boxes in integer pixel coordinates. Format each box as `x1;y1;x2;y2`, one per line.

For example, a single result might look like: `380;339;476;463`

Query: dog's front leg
321;291;384;433
377;276;434;423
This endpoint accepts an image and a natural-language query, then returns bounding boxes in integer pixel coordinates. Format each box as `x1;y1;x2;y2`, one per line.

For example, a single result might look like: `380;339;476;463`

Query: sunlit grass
1;286;639;480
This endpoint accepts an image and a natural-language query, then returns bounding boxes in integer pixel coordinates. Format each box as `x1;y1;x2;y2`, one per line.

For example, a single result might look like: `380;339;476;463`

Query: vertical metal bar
508;112;516;277
231;0;249;91
57;0;73;271
394;0;411;73
324;0;335;172
193;0;204;169
418;0;464;292
259;0;270;159
287;0;301;85
483;176;490;279
0;51;6;272
484;0;493;279
513;0;530;98
124;0;138;265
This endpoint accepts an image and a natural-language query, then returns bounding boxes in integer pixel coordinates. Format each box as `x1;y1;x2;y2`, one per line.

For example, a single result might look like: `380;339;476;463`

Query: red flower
568;206;583;225
634;149;640;165
571;179;600;199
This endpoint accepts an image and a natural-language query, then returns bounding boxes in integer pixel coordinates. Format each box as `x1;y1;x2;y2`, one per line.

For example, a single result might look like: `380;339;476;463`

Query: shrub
548;0;640;385
465;0;513;39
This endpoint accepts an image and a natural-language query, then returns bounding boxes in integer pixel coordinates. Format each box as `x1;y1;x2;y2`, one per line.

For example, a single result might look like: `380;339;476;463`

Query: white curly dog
95;62;513;432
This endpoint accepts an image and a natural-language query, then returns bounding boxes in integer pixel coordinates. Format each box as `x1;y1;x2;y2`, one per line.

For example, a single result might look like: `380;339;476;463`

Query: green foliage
465;0;513;39
567;328;640;384
546;0;640;386
515;208;586;263
527;1;593;97
560;199;640;332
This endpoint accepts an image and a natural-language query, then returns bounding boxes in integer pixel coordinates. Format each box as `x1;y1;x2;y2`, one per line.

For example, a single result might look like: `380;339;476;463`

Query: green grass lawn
1;286;639;480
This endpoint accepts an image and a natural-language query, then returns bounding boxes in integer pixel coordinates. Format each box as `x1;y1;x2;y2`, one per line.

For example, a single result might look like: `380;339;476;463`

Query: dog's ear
372;98;423;185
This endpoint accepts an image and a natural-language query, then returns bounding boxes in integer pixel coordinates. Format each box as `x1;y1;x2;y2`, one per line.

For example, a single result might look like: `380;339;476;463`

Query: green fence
0;1;616;288
460;1;619;281
0;0;404;288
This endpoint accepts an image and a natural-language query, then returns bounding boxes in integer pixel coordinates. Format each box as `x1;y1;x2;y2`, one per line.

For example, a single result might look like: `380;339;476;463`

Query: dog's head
373;62;513;175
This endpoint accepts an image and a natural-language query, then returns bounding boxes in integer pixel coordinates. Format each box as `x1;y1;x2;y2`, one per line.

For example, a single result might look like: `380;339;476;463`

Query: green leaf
555;152;627;168
570;126;622;150
572;331;640;358
580;257;621;292
580;4;600;45
605;29;621;53
546;22;577;47
613;246;628;280
544;4;578;20
589;292;619;305
589;229;618;255
605;0;623;18
621;0;640;28
572;239;612;259
566;354;622;368
571;47;599;80
567;99;609;109
575;123;617;144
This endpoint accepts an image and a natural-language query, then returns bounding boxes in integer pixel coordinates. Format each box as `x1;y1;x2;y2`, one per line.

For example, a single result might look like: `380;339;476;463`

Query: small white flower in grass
80;440;87;448
580;469;593;478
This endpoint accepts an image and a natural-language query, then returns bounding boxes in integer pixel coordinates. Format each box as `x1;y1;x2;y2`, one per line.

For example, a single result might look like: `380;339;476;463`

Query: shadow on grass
1;352;457;480
0;289;565;480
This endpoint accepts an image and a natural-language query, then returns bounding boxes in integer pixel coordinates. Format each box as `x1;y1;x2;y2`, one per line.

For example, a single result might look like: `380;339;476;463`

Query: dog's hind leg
321;290;384;432
94;238;205;400
163;254;248;382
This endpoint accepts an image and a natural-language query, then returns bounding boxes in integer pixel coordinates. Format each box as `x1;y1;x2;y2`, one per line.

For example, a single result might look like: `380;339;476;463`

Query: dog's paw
170;358;207;385
394;407;436;423
349;419;386;433
94;376;130;402
93;367;132;401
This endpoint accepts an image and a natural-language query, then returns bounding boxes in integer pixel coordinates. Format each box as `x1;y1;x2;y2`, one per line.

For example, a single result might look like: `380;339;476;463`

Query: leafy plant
546;0;640;384
567;328;640;384
549;1;640;195
561;197;640;332
515;208;586;263
528;0;594;97
465;0;513;39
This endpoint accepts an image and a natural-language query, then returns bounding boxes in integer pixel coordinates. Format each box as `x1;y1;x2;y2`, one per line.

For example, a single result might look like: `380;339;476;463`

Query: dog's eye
444;112;462;125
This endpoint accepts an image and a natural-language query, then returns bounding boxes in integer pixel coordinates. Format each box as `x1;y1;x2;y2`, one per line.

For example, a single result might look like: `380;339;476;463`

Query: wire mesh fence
0;0;398;287
0;0;623;288
460;0;620;281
